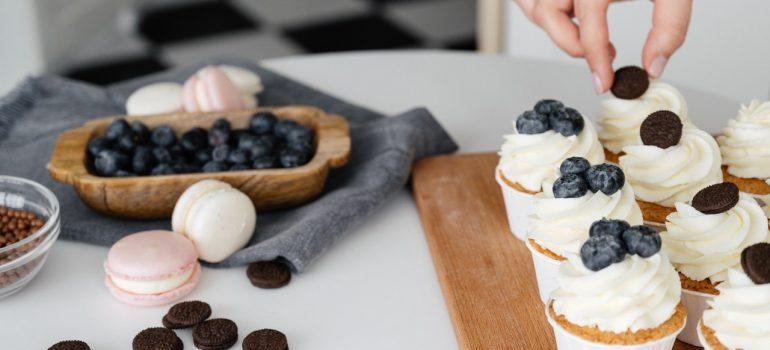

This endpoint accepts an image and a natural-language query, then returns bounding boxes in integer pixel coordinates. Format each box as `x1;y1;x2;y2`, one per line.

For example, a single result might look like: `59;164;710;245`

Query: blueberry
117;134;136;153
132;146;154;175
194;148;212;165
238;133;261;150
559;157;591;175
202;161;228;173
549;107;585;136
115;170;135;177
252;156;277;169
249;112;278;134
169;144;187;164
94;150;129;177
284;126;312;144
87;137;112;157
212;118;231;131
212;144;231;163
285;140;313;156
589;219;631;242
534;99;564;116
552;173;588;198
105;119;131;140
230;129;252;146
257;134;277;149
580;234;627;271
585;164;625;195
227;148;250;164
152;147;173;164
622;226;661;258
180;127;208;152
150;163;175;176
274;120;300;138
151;125;177;147
279;149;310;168
515;110;549;134
131;121;151;144
208;126;231;146
247;142;272;159
230;164;250;171
173;163;198;174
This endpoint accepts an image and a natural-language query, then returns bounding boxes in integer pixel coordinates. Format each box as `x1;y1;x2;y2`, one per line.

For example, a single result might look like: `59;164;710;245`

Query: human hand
514;0;693;93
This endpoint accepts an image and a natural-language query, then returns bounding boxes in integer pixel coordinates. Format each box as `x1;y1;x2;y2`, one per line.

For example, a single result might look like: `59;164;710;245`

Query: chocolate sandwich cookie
132;327;183;350
193;318;238;350
243;329;289;350
247;261;291;289
640;110;683;149
741;243;770;285
163;300;212;329
691;182;739;215
611;66;649;99
48;340;91;350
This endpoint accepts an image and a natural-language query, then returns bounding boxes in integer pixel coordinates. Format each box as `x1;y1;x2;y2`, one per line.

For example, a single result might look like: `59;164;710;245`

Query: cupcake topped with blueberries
547;219;686;346
619;110;723;223
528;157;642;259
498;99;604;194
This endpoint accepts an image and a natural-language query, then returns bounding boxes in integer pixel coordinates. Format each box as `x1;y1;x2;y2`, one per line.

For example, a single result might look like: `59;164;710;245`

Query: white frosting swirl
661;193;769;282
619;126;723;207
702;268;770;349
529;181;643;257
718;100;770;179
499;117;605;192
599;82;689;154
552;253;681;333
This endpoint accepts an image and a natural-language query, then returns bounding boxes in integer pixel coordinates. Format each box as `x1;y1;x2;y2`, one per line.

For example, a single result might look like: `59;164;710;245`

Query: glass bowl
0;176;60;299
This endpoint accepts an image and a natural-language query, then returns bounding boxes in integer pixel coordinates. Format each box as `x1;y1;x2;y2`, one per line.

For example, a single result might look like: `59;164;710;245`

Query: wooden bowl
49;106;350;219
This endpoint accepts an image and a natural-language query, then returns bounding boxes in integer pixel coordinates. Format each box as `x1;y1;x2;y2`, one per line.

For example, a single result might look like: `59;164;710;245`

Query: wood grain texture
411;152;698;350
49;106;350;219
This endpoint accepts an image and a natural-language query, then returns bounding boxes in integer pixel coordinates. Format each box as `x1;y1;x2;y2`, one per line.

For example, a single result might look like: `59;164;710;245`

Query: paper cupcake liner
495;167;535;241
545;302;684;350
696;320;715;350
526;239;562;304
677;288;714;347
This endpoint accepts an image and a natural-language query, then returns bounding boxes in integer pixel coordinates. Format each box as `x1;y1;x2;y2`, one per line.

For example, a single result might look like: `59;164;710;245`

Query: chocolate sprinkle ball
163;300;212;329
132;327;183;350
48;340;91;350
0;206;45;248
243;329;289;350
691;182;740;215
247;261;291;289
193;318;238;350
611;66;649;99
741;243;770;285
640;111;683;149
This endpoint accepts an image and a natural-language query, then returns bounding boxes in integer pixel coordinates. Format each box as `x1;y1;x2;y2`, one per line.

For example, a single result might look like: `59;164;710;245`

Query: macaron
104;230;200;306
125;82;184;116
183;66;245;113
172;180;257;263
219;65;263;96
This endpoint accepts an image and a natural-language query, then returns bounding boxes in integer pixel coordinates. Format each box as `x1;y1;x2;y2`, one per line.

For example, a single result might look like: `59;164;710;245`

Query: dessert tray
411;152;696;349
49;106;350;219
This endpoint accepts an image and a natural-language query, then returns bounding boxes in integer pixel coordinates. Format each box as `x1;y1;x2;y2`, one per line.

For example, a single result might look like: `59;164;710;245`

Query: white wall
504;0;770;104
0;1;45;95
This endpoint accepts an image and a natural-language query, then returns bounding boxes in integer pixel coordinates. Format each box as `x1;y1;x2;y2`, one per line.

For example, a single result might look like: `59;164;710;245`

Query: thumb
642;0;693;78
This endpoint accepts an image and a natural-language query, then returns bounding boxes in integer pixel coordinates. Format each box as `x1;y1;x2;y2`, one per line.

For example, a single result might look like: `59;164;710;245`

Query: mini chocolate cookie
132;327;183;350
163;300;212;329
243;329;289;350
640;111;683;149
48;340;91;350
741;243;770;285
193;318;238;350
691;182;739;214
247;261;291;289
611;66;649;99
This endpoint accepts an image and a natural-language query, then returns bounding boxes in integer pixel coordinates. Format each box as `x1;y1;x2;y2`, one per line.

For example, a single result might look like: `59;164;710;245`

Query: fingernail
648;56;668;78
592;72;604;94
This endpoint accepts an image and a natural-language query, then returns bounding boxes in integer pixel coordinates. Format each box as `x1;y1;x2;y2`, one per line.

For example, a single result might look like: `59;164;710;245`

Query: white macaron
125;82;184;116
219;65;263;95
172;180;257;263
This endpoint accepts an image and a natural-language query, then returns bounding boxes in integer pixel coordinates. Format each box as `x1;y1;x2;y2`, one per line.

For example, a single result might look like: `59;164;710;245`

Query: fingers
576;0;614;93
532;2;584;58
642;0;693;78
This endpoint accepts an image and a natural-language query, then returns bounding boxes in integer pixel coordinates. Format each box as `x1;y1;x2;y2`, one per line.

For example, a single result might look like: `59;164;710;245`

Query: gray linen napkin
0;59;457;271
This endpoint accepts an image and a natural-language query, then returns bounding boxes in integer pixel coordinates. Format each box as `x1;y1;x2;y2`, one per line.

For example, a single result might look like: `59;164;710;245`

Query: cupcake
698;243;770;350
527;158;642;302
546;220;686;349
599;66;689;162
497;99;605;241
619;111;723;225
660;182;769;346
718;100;770;198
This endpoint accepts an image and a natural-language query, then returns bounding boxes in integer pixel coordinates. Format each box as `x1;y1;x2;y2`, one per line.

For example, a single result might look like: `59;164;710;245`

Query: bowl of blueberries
49;106;350;219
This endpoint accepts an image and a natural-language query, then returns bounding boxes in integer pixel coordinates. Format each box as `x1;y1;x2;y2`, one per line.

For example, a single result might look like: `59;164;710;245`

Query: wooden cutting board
411;152;697;350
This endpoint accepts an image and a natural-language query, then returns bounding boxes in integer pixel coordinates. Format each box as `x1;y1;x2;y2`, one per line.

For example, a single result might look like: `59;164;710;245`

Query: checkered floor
64;0;476;85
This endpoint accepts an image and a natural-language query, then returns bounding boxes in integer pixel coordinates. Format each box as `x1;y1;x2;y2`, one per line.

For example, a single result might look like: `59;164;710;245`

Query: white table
0;51;737;348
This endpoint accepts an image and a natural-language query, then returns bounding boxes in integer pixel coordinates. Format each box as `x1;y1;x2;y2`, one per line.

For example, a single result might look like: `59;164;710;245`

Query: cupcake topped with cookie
699;243;770;349
600;66;689;159
718;100;770;201
546;219;685;348
619;110;723;224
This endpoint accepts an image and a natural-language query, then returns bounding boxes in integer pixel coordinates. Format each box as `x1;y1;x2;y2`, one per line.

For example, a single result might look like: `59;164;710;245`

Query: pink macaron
104;230;201;307
183;65;245;113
